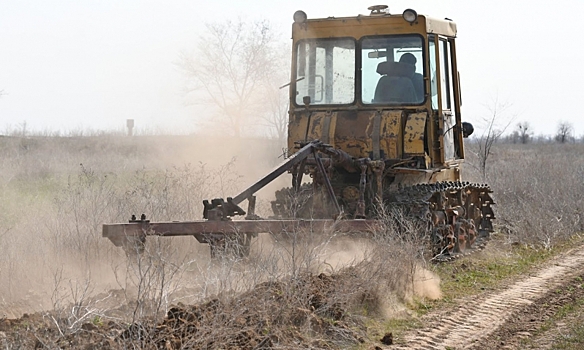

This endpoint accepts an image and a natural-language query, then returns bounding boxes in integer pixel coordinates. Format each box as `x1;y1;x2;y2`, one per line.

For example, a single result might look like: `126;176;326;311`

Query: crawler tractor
103;5;495;260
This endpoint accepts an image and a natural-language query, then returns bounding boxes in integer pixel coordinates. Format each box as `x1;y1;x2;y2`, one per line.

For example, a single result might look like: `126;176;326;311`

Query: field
0;134;583;349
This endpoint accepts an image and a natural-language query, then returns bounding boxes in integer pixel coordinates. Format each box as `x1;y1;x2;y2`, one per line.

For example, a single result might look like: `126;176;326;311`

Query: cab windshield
294;35;425;106
362;35;425;105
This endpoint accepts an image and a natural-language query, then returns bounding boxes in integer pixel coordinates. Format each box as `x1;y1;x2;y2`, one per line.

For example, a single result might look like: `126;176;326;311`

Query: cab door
429;35;458;164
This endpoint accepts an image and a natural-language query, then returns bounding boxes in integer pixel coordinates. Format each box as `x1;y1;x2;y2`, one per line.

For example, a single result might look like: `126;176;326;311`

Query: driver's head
399;53;416;66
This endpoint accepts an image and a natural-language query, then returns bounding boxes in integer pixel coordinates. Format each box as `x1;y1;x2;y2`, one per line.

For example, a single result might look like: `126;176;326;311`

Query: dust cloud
0;135;443;323
0;135;286;317
412;267;442;300
318;237;373;273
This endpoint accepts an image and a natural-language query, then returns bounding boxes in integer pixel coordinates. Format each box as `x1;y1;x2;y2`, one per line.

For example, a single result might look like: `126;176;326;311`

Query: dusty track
390;246;584;349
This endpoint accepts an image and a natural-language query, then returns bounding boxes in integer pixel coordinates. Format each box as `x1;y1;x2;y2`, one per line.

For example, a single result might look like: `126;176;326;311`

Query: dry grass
466;142;584;248
1;135;583;348
0;135;278;312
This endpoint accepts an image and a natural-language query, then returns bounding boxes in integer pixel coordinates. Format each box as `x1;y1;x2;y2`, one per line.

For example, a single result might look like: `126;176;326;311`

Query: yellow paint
430;168;461;182
287;112;308;156
293;15;456;40
404;112;427;155
287;111;338;155
333;112;371;158
380;110;403;159
289;109;431;161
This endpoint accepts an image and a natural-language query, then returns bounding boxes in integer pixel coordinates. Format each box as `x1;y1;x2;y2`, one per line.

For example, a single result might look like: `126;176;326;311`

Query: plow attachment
103;218;378;257
102;139;494;261
102;140;377;257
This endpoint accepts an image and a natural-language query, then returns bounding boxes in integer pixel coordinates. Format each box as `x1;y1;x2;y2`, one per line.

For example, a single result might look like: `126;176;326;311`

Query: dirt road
391;246;584;349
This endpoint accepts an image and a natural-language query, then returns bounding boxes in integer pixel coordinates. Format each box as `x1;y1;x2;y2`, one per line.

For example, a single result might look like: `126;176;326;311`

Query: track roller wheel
453;222;467;253
432;225;456;256
464;219;477;249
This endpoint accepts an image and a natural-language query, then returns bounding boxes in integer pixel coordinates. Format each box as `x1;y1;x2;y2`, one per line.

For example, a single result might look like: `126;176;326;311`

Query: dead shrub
466;142;584;248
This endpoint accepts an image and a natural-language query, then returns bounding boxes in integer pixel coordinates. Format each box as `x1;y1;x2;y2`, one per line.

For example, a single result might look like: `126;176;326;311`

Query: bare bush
115;238;195;323
48;269;100;335
472;142;584;248
473;98;513;180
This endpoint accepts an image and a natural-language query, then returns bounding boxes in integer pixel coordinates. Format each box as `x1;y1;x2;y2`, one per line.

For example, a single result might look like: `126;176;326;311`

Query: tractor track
390;245;584;350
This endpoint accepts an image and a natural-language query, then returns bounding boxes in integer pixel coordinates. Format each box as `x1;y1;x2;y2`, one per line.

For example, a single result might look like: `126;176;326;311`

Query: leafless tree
555;121;573;144
259;69;289;145
180;19;287;139
475;97;513;179
516;121;532;144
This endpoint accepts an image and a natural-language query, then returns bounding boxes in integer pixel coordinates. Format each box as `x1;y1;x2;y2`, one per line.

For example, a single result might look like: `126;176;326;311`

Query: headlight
403;9;418;23
293;10;307;23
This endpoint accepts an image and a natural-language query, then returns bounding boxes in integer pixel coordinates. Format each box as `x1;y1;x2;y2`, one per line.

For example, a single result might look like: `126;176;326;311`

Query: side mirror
462;122;474;138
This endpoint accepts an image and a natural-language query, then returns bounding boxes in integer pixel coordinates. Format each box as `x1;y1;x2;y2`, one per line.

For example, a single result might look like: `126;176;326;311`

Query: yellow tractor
104;6;494;260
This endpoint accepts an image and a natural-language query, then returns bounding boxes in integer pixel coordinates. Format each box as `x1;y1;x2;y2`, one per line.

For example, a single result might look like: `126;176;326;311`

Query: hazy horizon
1;0;582;137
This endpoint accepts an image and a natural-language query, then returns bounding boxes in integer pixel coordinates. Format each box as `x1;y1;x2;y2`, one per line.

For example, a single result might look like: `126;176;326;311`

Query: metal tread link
389;181;495;263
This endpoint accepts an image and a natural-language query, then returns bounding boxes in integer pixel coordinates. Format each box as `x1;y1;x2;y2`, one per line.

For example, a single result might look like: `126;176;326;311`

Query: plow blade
103;219;380;256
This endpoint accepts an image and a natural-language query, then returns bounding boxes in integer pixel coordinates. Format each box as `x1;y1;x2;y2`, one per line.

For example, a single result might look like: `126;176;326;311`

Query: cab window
295;38;355;105
361;35;425;105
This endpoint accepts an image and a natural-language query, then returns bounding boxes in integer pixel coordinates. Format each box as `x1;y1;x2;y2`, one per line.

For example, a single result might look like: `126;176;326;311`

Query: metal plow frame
103;140;376;256
103;219;379;256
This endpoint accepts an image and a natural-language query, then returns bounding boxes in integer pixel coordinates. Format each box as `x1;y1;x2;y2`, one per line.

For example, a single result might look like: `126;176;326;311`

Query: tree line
499;121;578;144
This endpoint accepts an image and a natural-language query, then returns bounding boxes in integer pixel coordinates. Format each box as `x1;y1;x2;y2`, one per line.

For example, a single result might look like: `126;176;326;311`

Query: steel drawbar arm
230;141;321;205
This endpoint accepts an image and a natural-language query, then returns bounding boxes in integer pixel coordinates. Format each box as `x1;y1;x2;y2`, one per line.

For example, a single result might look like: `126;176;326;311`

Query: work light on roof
402;9;418;23
293;10;307;23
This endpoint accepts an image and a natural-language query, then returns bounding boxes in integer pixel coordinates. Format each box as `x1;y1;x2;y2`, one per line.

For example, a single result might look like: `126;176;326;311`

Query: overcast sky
1;0;582;136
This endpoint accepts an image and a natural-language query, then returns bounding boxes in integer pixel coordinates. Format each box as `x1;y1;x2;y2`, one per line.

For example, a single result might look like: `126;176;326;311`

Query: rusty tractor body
103;6;494;260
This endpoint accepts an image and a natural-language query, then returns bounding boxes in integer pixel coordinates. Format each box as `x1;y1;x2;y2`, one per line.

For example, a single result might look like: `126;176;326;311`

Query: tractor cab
289;5;469;176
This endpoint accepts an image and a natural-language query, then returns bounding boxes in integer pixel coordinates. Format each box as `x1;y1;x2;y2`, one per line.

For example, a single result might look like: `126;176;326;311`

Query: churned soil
0;272;369;349
4;247;584;349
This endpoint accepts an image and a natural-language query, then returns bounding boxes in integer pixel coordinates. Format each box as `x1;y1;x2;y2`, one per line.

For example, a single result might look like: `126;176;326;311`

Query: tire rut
390;247;584;350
